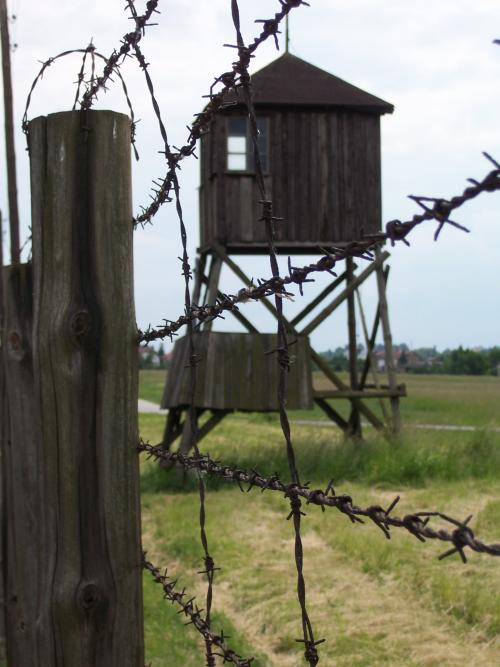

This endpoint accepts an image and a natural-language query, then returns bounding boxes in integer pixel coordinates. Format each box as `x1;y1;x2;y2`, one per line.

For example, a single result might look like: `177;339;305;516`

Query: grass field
139;371;500;666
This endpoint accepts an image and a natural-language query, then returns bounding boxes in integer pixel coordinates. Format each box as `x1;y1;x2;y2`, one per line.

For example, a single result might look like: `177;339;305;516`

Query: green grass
138;373;500;666
140;411;500;494
139;370;167;404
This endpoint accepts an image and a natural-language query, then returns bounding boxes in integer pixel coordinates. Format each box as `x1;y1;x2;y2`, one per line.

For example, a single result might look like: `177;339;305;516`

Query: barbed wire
137;154;500;344
22;45;139;158
229;1;321;662
142;554;253;667
138;442;500;562
80;0;159;110
124;2;220;660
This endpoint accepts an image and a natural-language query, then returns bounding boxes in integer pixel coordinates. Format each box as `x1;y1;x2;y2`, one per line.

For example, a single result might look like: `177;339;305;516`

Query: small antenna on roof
285;14;290;53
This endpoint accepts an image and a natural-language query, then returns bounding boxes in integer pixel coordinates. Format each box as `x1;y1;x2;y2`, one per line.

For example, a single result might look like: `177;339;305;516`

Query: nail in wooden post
28;110;144;666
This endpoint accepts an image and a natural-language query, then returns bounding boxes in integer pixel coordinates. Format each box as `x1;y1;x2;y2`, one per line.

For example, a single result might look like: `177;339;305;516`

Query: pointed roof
225;52;393;115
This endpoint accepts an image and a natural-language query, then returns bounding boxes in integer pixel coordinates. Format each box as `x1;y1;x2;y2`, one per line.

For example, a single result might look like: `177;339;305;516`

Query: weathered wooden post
19;109;144;666
2;263;39;666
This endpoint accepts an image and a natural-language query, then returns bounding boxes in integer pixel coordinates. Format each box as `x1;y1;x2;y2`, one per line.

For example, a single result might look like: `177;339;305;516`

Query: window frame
225;115;269;175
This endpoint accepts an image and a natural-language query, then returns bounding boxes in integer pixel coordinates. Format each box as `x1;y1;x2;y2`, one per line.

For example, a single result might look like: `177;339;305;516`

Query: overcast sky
1;0;499;352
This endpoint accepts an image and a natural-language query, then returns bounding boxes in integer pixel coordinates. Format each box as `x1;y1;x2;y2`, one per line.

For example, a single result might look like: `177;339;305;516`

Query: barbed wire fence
17;1;500;665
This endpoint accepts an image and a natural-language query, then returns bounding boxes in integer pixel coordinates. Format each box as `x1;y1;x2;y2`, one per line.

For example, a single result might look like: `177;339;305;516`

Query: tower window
227;117;269;172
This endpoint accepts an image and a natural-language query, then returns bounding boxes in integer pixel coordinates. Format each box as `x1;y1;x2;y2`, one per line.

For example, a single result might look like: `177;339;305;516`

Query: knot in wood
77;582;101;613
7;330;25;361
69;309;92;342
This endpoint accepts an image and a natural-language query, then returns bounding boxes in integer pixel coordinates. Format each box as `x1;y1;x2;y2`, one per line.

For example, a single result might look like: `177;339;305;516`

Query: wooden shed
199;52;394;254
162;332;312;411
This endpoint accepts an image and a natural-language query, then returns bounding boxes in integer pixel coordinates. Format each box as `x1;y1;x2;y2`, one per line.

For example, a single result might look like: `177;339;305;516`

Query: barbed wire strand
137;156;500;345
142;554;253;666
229;1;321;663
22;46;139;159
138;442;500;561
124;3;217;661
80;0;159;110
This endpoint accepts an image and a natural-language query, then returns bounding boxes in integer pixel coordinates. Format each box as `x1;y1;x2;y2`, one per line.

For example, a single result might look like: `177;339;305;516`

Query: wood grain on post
28;110;144;666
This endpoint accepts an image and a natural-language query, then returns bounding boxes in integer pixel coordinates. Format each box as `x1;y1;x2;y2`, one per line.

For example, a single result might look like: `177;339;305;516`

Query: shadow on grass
141;420;500;495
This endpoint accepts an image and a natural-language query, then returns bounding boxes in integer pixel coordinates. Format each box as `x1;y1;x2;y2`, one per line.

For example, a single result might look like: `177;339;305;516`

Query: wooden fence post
1;263;40;665
25;110;144;666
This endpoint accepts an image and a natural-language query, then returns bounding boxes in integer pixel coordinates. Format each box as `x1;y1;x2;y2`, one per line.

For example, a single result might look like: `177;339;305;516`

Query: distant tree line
423;346;500;376
319;345;500;376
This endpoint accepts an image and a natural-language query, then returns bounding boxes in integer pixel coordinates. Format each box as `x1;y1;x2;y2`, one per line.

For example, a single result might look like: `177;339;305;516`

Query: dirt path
143;491;500;667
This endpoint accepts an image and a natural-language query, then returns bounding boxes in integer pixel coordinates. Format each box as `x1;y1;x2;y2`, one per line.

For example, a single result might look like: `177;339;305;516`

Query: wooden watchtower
161;53;404;452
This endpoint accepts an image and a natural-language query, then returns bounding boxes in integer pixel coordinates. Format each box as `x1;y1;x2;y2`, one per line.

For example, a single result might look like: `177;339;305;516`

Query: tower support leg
375;247;401;434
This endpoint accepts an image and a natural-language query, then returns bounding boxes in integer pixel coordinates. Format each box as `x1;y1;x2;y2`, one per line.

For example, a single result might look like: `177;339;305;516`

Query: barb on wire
137;156;500;344
138;441;500;561
142;554;253;667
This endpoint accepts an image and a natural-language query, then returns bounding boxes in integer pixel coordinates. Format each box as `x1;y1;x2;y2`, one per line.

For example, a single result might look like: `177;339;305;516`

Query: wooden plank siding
161;331;313;411
199;108;382;253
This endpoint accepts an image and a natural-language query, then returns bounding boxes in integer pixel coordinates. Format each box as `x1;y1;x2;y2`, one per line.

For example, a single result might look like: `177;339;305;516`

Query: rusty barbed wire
125;3;219;661
142;553;253;667
137;154;500;344
138;441;500;562
80;0;159;110
22;45;139;158
230;1;320;662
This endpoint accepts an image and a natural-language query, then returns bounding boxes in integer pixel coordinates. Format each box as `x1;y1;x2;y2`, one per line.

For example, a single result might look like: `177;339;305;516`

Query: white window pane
228;136;246;153
228;154;247;170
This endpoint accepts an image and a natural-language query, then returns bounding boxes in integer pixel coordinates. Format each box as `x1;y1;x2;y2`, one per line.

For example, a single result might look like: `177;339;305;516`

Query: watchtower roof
224;52;393;114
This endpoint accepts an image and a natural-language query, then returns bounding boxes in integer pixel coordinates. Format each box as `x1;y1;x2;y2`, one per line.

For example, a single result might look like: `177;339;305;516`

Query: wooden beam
203;255;222;332
356;286;390;423
29;111;144;665
311;350;386;432
300;252;389;336
0;209;5;662
0;0;20;264
346;257;361;437
314;397;349;431
196;410;230;445
289;268;351;327
212;241;387;433
375;248;401;433
191;254;208;308
314;388;407;400
212;242;280;321
359;266;390;390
